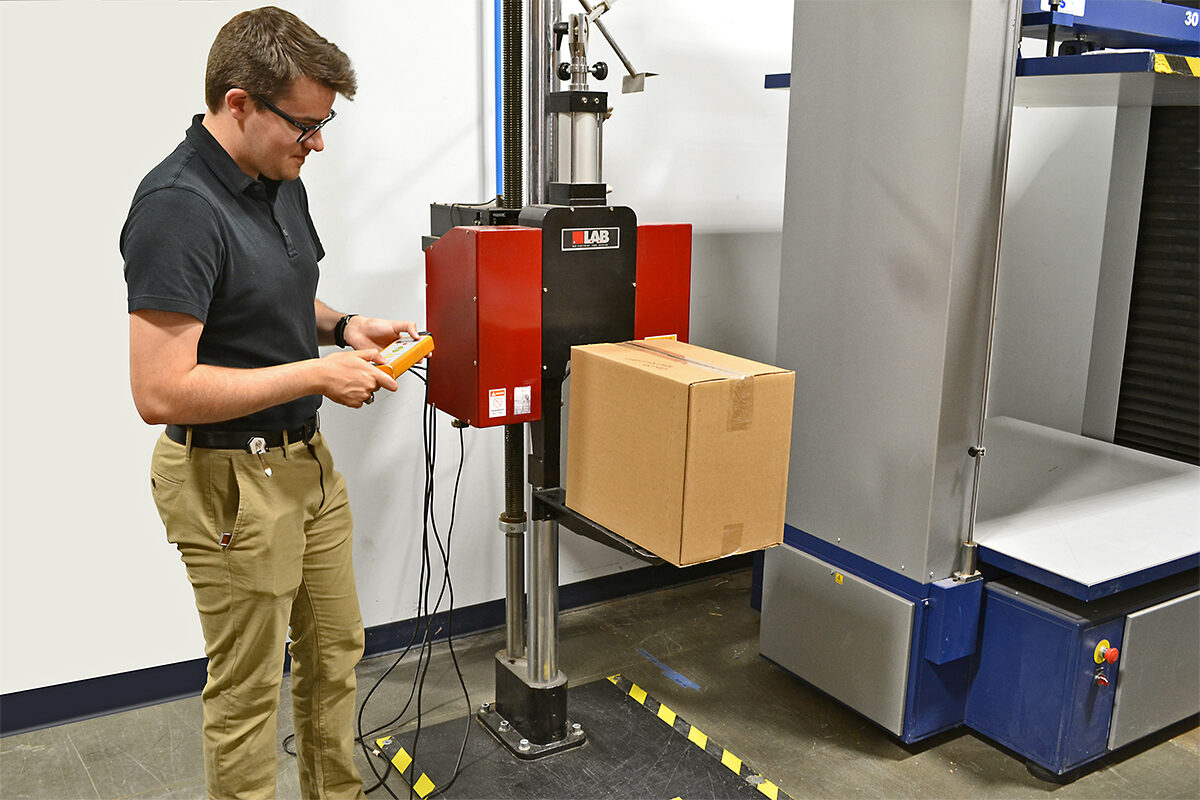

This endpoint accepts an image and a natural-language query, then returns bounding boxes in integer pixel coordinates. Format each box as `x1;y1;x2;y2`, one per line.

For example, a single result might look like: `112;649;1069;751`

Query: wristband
334;314;358;348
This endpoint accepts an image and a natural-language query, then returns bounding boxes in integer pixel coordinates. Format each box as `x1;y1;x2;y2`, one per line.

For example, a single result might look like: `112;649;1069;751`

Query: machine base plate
369;676;786;798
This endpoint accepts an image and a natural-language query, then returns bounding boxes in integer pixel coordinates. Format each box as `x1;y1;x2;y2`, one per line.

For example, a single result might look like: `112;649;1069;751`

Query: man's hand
319;349;399;408
343;316;421;351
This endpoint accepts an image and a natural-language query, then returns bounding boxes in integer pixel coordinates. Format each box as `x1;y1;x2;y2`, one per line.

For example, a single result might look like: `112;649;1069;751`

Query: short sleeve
121;187;225;322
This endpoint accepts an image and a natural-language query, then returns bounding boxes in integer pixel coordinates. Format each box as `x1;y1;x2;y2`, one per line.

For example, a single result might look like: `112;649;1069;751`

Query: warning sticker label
514;386;531;415
489;388;507;418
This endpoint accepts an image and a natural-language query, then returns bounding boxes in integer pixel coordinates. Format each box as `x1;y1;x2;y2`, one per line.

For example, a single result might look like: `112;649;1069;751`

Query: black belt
166;415;319;451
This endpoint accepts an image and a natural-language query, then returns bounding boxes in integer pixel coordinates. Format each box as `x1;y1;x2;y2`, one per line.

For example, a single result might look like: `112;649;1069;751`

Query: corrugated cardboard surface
566;340;795;566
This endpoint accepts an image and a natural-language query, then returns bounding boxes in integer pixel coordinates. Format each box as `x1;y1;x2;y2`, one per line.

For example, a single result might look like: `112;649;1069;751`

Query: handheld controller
374;332;434;379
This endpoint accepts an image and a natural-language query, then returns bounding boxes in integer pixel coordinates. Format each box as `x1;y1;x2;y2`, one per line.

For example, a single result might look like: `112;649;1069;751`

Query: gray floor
2;568;1197;799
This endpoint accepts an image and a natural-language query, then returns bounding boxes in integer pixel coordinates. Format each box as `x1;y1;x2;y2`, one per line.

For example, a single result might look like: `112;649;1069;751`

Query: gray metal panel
775;0;1020;580
760;543;915;736
1081;104;1150;442
986;105;1145;438
1108;591;1200;751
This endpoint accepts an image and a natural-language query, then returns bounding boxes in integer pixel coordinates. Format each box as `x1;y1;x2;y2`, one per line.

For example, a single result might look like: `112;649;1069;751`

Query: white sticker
489;388;507;418
514;386;532;415
1040;0;1085;16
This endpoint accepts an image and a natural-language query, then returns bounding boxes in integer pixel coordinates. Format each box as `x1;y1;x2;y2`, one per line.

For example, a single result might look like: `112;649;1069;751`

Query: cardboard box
566;340;795;566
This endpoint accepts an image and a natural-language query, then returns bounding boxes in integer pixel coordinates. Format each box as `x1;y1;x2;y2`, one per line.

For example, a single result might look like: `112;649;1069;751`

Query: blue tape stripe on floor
636;649;702;691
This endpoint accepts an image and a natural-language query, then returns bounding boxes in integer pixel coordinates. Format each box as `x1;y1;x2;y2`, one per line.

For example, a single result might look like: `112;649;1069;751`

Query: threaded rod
501;0;523;209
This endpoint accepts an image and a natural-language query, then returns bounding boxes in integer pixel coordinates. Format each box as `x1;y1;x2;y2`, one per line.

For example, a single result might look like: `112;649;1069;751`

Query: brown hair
205;6;357;111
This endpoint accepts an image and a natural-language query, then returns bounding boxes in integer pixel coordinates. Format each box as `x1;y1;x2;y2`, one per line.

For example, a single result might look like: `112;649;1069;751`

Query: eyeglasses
250;93;336;143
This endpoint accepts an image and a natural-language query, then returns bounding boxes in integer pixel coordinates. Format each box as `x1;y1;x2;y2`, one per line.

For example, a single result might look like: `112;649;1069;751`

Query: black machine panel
519;204;638;380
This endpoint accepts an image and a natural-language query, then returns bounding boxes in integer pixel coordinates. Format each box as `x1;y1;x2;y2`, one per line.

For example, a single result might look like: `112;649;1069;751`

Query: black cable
278;365;459;796
352;377;437;794
351;373;471;797
428;426;470;797
393;383;471;798
358;379;440;797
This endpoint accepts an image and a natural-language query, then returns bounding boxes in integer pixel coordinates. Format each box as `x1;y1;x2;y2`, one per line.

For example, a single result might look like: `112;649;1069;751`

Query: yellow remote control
374;334;434;379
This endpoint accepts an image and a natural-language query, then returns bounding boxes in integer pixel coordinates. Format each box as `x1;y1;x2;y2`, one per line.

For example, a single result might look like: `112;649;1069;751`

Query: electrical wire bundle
284;361;474;798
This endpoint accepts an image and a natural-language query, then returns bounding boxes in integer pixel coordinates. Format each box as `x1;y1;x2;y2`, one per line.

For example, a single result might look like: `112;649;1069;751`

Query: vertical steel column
527;0;552;205
527;518;560;683
502;427;526;659
961;0;1022;581
499;0;527;659
526;0;560;687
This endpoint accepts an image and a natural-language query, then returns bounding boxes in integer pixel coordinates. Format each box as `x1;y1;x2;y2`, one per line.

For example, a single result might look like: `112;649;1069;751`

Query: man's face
244;76;336;182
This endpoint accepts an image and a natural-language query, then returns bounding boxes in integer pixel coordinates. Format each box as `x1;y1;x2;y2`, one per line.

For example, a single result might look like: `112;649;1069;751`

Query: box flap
628;339;792;379
572;340;788;387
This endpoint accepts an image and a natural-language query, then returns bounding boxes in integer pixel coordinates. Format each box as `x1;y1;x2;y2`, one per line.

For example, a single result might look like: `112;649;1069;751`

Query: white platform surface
975;417;1200;588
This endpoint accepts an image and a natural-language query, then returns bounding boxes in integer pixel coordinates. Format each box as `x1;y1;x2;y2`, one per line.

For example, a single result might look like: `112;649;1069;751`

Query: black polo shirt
122;115;324;432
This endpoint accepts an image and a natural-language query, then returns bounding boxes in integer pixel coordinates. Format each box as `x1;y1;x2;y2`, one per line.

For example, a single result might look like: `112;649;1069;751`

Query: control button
1094;638;1119;665
1095;671;1110;687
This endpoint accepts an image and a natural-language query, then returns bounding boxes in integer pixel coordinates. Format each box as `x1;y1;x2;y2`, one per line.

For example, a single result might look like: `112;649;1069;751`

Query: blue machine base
760;529;1198;775
966;578;1125;774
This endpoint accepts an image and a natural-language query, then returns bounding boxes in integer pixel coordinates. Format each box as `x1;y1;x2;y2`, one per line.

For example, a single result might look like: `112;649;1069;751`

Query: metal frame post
527;519;559;682
478;0;584;761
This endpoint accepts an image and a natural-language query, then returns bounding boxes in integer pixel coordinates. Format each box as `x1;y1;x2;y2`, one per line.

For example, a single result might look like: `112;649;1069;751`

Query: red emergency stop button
1094;639;1120;665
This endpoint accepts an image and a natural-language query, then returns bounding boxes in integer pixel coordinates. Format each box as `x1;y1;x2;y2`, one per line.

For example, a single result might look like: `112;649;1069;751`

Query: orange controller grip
373;334;434;379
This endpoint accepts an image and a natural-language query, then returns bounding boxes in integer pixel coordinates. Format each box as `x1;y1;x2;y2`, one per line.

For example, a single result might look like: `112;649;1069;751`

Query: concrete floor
2;568;1197;799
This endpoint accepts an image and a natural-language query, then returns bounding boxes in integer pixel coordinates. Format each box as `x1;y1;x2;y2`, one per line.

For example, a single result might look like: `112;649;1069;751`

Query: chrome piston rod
527;519;560;682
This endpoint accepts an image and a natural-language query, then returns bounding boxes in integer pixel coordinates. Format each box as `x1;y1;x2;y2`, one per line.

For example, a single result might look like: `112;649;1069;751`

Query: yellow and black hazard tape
1153;53;1200;78
607;674;794;800
372;735;438;799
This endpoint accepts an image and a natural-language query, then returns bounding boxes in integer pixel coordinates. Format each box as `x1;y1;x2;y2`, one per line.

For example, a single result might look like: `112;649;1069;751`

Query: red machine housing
635;222;692;341
425;226;543;428
425;221;690;428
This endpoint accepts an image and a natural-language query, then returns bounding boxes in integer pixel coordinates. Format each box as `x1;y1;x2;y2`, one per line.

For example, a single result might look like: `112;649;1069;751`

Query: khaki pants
151;431;366;799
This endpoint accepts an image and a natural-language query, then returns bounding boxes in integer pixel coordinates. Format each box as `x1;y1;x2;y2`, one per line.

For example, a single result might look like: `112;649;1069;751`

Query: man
121;7;413;798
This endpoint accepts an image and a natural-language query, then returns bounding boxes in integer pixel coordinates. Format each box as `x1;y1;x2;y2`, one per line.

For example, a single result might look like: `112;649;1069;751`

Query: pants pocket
212;456;244;550
149;469;184;529
226;458;304;599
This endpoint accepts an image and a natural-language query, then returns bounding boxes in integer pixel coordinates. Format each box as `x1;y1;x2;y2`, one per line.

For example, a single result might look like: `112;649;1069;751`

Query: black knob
553;21;569;52
557;62;572;82
591;61;608;80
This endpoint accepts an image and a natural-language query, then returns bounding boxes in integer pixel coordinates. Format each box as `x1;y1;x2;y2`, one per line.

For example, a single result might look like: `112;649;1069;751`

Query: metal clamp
500;518;528;535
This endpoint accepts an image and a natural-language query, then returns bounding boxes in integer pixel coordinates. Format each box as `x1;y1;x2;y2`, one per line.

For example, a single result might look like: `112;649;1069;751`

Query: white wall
0;0;792;696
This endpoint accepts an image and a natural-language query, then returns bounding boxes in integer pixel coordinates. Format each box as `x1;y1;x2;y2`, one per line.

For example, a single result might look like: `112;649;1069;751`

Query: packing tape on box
620;341;756;431
722;523;744;554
